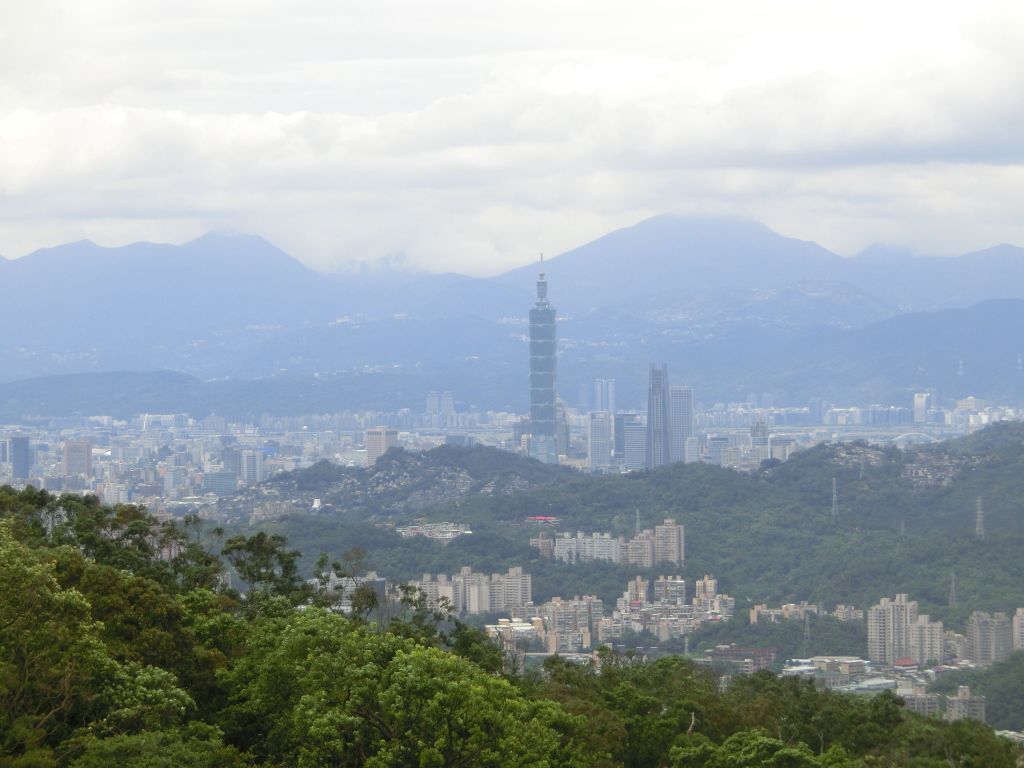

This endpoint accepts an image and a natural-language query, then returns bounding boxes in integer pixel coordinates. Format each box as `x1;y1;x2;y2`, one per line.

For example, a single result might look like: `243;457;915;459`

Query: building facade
669;384;694;463
646;364;671;469
528;266;558;464
365;426;399;466
867;594;918;666
966;611;1012;666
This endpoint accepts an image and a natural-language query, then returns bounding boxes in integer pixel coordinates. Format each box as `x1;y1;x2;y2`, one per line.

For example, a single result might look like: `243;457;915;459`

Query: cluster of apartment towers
868;593;1024;668
526;268;695;468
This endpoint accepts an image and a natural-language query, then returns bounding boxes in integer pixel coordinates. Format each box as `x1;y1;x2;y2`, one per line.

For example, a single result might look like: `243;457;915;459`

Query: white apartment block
867;594;918;666
411;566;531;616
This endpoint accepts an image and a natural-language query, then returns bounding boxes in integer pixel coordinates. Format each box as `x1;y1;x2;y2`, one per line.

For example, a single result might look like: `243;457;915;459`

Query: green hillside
1;485;1019;766
261;423;1024;625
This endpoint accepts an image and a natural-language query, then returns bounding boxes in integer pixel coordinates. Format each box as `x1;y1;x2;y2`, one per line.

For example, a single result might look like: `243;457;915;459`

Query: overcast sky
2;1;1023;275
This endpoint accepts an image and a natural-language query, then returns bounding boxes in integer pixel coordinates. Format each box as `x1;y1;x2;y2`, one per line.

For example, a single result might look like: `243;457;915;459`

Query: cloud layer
2;1;1023;273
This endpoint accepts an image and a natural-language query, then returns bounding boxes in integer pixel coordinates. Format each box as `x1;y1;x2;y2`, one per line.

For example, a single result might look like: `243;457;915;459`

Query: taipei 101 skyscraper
528;260;558;464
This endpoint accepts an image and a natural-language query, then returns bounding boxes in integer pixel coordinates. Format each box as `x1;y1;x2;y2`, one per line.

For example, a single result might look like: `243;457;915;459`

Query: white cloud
1;0;1023;273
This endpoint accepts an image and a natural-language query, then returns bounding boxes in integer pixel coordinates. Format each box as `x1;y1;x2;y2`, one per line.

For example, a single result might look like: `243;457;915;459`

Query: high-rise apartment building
1013;608;1024;652
646;364;671;469
426;391;455;428
653;575;687;605
529;266;558;464
413;567;531;615
694;574;718;601
966;611;1012;666
945;686;986;723
8;436;30;480
625;530;656;568
63;438;92;477
587;411;612;469
909;614;945;665
654;518;685;566
365;426;398;466
867;594;918;666
669;385;694;463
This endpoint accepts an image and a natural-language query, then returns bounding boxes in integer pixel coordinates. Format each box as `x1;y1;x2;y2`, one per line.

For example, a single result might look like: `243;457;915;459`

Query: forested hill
1;485;1021;766
231;444;572;516
258;422;1024;623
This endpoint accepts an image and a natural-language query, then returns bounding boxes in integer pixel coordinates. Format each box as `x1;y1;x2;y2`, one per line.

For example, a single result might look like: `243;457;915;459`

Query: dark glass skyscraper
646;363;671;469
529;265;558;464
8;436;30;480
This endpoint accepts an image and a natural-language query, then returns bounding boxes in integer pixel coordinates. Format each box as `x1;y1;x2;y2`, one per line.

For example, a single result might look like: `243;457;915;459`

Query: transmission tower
831;477;838;518
948;570;957;609
975;496;985;540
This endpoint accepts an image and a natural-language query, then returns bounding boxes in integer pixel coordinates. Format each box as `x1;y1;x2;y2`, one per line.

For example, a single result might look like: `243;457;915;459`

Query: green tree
0;521;113;760
220;532;307;603
220;608;583;767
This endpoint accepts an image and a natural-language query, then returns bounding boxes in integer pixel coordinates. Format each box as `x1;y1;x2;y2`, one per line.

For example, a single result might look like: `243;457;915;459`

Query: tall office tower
653;518;685;566
221;446;242;476
684;437;700;464
239;450;264;485
365;426;399;466
0;440;7;464
8;436;30;480
614;413;639;460
528;265;558;464
594;378;616;448
645;363;671;469
623;421;647;470
555;397;570;458
750;418;769;462
593;379;616;414
587;411;612;469
913;392;932;424
63;438;92;477
867;594;918;666
669;384;694;463
966;611;1013;666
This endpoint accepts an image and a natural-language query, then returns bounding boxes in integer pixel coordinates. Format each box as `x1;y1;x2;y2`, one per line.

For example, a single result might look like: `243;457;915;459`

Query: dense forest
1;485;1021;766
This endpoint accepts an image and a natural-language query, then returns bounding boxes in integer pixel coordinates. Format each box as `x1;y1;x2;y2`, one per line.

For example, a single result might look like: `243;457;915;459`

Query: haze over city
4;3;1024;766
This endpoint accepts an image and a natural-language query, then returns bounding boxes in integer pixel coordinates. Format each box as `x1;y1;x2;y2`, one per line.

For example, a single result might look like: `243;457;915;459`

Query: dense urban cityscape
2;269;1022;736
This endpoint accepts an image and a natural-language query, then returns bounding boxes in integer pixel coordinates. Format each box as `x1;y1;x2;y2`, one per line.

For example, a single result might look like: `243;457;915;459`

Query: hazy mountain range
3;215;1024;418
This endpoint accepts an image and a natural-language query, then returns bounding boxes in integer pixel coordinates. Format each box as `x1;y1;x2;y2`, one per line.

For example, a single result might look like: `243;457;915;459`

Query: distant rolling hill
4;215;1024;411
